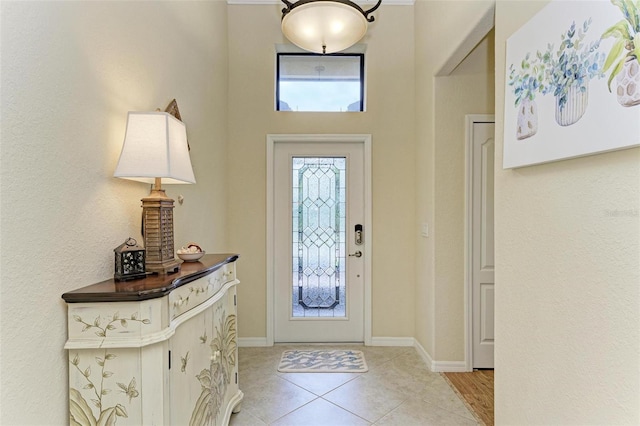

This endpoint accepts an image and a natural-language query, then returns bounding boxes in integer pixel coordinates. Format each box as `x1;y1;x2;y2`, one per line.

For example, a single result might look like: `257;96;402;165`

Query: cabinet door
69;347;145;426
170;292;238;425
216;286;239;424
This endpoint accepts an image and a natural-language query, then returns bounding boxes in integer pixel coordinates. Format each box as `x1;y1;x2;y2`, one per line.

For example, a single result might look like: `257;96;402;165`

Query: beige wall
227;4;416;340
0;2;228;423
433;30;496;361
414;0;495;361
495;1;640;423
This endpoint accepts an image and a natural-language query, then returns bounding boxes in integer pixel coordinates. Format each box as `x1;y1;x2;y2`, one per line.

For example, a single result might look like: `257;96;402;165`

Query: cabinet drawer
170;268;226;321
222;262;236;283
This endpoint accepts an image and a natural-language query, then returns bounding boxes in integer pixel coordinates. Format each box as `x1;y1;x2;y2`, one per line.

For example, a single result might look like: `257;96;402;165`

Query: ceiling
227;0;414;5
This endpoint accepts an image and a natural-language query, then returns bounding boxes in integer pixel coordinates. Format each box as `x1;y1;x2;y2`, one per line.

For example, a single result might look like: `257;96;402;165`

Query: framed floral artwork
503;0;640;168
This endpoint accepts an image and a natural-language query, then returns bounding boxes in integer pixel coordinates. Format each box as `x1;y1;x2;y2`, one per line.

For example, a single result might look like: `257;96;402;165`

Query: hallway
230;345;480;425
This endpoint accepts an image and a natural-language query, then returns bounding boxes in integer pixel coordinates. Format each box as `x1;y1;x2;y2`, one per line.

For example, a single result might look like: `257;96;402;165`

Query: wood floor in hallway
442;370;494;425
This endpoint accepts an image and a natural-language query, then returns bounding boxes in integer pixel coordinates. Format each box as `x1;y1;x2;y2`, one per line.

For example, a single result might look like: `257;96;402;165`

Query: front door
273;140;366;342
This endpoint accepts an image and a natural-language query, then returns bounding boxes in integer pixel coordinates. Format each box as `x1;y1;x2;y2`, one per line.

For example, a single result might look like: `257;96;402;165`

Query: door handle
348;251;362;258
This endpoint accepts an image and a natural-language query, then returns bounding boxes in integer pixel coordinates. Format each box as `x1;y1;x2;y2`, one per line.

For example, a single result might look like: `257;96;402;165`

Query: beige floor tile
278;372;362;396
356;346;414;370
374;397;478;426
239;347;283;368
384;350;435;376
323;375;406;423
229;407;268;426
271;398;371;426
240;374;317;423
364;367;437;399
236;346;480;426
416;376;476;420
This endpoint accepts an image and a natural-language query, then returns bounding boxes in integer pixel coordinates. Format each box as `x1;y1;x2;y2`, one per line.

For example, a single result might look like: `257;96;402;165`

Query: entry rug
278;349;368;373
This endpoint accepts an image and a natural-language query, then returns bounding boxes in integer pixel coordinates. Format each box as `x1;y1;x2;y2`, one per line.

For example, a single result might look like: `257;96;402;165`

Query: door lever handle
348;251;362;258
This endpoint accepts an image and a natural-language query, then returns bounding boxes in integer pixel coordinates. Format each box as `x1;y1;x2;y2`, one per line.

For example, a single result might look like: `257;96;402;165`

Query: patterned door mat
277;349;368;373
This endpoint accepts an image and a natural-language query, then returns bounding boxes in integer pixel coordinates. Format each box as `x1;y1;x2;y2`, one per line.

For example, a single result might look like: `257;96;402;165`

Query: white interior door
471;121;495;368
273;141;365;342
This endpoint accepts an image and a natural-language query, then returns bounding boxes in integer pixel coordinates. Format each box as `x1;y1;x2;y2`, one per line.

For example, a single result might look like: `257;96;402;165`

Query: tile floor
229;345;479;425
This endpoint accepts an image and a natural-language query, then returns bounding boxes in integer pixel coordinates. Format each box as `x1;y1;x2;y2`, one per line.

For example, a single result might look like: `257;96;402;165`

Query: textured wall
226;4;416;340
495;1;640;423
414;0;495;361
433;30;495;361
0;2;228;423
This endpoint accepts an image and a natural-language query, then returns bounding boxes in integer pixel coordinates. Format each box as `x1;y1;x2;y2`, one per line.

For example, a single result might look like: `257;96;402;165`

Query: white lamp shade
114;112;196;184
282;1;368;54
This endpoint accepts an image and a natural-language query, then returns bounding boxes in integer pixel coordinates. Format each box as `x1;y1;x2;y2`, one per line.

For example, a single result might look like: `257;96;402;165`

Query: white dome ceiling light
281;0;382;54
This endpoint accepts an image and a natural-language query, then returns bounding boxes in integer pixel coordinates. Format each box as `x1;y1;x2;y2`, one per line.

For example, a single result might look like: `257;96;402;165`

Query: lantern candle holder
114;237;147;281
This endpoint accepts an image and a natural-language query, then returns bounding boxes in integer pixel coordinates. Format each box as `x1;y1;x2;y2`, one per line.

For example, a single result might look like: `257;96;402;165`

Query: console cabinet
62;254;242;426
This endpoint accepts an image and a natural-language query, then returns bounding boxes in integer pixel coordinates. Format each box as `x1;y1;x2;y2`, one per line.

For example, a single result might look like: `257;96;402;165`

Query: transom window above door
276;53;365;112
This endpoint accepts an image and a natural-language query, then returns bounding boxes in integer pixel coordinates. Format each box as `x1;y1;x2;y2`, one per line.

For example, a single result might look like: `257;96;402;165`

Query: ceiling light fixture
281;0;382;54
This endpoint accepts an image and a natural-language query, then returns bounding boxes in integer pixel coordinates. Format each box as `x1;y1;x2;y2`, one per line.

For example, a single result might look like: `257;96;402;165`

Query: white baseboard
369;337;415;347
413;339;469;372
238;337;270;347
239;337;414;347
413;338;434;370
431;361;468;372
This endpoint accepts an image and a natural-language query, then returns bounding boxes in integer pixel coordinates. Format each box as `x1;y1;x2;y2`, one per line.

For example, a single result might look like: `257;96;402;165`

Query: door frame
464;115;494;371
266;134;372;346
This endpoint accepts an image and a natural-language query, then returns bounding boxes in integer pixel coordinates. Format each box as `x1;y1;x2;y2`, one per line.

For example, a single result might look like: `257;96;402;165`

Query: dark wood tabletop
62;254;239;303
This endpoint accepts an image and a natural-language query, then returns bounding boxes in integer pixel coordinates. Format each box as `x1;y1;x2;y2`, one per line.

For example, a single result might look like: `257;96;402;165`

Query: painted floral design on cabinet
72;311;151;338
189;312;237;426
69;312;149;426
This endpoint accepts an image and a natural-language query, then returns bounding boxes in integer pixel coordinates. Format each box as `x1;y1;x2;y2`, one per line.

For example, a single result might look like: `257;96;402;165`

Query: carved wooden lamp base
142;179;181;275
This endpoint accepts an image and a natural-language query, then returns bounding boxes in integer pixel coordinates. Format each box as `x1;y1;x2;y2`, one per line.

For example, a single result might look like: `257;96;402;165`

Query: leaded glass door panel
274;141;365;342
293;157;346;316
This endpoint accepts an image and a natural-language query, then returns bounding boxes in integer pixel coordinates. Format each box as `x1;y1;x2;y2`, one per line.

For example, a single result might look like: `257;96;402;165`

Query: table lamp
114;111;196;274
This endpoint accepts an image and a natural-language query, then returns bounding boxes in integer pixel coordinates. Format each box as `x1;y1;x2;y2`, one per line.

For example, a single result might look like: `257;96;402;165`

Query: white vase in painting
615;57;640;107
516;98;538;140
555;84;588;126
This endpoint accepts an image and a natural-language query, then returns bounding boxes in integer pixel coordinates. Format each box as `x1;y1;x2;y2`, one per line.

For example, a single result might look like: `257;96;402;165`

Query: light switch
421;223;429;237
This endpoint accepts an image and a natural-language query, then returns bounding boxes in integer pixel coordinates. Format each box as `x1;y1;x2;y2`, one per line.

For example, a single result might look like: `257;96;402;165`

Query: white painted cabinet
63;254;242;426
